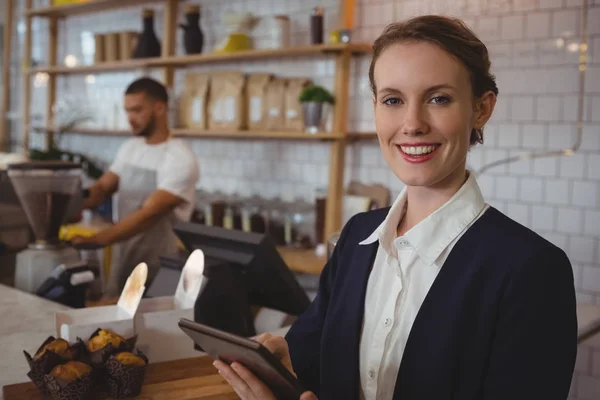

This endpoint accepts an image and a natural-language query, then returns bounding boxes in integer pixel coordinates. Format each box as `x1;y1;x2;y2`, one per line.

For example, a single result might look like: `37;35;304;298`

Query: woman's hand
214;333;318;400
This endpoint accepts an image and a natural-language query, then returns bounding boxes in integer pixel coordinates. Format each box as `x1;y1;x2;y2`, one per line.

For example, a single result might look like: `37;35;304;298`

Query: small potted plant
299;85;335;134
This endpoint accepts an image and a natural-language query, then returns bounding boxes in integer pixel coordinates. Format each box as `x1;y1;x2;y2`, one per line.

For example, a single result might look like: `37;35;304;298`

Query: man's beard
134;115;156;137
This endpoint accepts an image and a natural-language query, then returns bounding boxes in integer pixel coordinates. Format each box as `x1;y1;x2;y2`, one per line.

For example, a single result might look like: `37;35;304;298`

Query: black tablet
178;318;306;400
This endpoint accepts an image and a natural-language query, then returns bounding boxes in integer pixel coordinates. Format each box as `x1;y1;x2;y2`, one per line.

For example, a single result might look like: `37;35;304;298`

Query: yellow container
60;223;113;282
52;0;89;5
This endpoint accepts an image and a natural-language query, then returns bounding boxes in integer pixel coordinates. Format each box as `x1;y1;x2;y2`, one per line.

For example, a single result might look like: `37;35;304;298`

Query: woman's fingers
231;362;276;400
300;392;319;400
214;360;255;399
261;336;296;376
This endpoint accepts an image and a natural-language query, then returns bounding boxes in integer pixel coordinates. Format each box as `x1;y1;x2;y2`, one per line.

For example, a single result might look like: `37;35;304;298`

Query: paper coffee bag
209;71;247;130
180;72;211;130
265;78;287;131
284;78;311;131
247;74;272;130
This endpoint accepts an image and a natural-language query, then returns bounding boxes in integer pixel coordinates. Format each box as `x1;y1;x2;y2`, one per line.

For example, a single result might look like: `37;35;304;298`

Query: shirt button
384;318;392;327
368;369;375;379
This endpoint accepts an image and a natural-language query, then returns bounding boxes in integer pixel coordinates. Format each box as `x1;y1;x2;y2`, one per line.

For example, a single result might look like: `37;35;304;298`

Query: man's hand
85;189;184;246
214;333;318;400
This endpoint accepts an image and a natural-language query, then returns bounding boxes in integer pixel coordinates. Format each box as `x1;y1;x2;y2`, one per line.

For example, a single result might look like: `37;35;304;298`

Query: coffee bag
284;78;311;131
208;71;246;130
246;74;272;130
265;78;287;131
180;72;210;130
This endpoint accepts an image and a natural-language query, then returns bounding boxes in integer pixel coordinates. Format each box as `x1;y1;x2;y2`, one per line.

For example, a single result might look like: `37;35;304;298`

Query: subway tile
489;97;510;124
519;177;544;202
562;95;582;123
590;7;600;35
548;124;576;150
478;174;496;199
497;123;521;147
537;96;562;122
526;11;551;38
533;155;559;177
508;150;533;176
482;149;509;174
572;180;598;208
531;205;556;231
588;154;600;180
521;123;548;149
587;67;600;94
573;263;583;291
592;97;600;123
476;16;502;41
584;210;600;236
559;153;587;178
510;97;535;122
539;0;565;9
552;9;580;38
506;202;530;226
514;0;538;12
556;207;584;234
542;232;569;250
545;178;571;205
495;176;519;200
569;236;597;264
501;15;525;40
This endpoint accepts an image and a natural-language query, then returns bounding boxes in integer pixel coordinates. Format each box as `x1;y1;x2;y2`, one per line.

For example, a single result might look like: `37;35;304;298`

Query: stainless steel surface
302;102;328;134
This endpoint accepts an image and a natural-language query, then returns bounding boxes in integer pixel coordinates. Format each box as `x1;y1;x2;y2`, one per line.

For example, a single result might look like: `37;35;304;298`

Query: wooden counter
3;356;237;400
277;247;327;276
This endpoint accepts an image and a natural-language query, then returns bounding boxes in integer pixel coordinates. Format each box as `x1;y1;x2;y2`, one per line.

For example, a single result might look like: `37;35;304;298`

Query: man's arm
83;171;120;211
80;189;184;246
482;246;577;400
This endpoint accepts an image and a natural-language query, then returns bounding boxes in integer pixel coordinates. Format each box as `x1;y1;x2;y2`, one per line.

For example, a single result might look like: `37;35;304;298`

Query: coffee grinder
7;161;84;293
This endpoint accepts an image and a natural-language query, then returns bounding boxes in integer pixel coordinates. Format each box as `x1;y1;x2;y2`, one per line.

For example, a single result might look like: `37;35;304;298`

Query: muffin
43;361;94;400
85;328;137;365
35;338;72;361
24;337;73;395
105;351;149;398
49;361;92;382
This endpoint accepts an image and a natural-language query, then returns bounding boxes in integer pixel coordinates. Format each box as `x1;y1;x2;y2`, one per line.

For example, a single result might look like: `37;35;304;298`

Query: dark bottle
180;5;204;55
310;6;324;45
133;9;161;59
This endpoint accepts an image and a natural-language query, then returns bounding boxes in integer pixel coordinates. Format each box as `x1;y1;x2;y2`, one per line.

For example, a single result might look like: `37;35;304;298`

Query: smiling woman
216;15;577;400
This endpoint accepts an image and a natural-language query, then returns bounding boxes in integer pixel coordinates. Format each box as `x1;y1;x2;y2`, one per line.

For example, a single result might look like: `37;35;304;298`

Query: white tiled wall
4;0;600;397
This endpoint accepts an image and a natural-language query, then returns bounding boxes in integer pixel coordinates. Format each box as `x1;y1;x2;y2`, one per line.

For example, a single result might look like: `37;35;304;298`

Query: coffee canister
267;15;290;49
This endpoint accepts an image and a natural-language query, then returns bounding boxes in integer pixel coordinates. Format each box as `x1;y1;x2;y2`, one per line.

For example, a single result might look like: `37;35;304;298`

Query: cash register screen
171;222;310;316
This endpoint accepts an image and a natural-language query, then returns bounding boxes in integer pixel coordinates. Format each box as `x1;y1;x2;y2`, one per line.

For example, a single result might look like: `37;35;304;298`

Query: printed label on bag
286;109;298;119
192;97;204;123
250;96;262;123
269;107;280;117
224;96;236;122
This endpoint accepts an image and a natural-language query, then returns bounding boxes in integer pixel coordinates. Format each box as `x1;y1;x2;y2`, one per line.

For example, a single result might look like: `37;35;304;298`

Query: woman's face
373;41;493;189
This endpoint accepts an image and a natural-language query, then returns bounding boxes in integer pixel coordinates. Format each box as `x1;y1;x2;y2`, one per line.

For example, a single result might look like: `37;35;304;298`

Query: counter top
1;281;600;398
0;285;69;398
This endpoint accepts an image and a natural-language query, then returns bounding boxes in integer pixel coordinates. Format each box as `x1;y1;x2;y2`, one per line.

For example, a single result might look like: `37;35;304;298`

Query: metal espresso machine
7;161;99;307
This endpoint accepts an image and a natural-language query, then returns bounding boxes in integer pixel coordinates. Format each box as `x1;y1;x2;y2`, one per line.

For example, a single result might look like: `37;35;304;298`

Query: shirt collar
359;171;486;265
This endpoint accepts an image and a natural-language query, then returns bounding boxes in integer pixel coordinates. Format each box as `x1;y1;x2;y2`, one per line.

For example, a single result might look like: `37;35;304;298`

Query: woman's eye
430;96;451;105
383;97;401;106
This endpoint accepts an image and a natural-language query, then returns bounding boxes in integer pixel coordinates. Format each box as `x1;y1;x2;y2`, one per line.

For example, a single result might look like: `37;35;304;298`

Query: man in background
74;77;200;296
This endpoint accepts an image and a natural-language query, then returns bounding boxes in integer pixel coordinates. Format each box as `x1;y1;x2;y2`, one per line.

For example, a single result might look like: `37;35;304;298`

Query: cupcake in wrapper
24;337;76;395
43;361;94;400
85;328;137;365
105;351;149;398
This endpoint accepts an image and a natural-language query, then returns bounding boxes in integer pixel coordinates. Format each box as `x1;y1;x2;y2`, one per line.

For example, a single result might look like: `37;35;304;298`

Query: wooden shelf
27;0;178;18
347;132;378;140
33;126;344;140
29;43;372;75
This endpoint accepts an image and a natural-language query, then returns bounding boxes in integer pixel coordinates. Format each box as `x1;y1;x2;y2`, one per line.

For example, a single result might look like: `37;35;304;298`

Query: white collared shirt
358;172;489;400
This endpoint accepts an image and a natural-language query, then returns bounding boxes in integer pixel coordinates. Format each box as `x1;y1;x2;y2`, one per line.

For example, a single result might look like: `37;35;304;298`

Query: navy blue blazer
285;207;577;400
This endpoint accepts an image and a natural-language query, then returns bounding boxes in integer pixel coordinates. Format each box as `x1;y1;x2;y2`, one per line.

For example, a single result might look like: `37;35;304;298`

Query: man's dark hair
125;77;168;103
